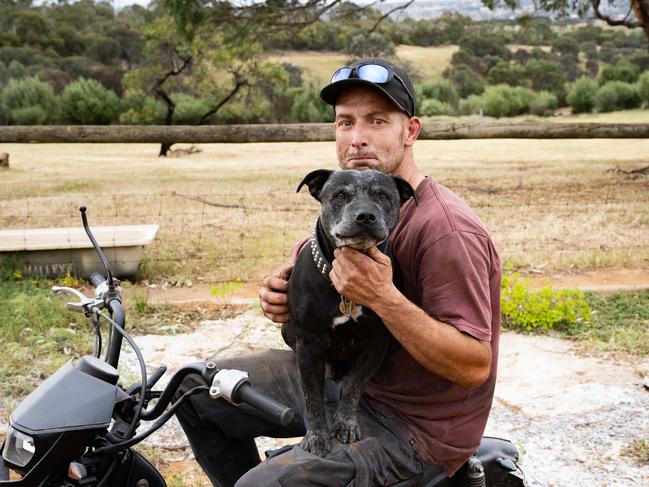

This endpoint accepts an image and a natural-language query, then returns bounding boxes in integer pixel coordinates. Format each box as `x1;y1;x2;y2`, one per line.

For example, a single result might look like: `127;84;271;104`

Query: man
175;58;501;486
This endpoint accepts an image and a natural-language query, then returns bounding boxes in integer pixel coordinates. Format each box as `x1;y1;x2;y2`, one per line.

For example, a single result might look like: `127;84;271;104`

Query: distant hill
377;0;627;21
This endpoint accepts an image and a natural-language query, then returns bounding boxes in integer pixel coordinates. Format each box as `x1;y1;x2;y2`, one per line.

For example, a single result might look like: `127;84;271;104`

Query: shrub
598;59;641;85
481;84;535;118
566;77;598;113
416;79;459;107
420;98;452;116
0;76;58;124
291;84;334;123
60;78;119;124
119;90;165;124
487;60;525;86
529;91;558;116
458;94;484;115
524;59;566;98
595;81;641;112
443;65;485;98
501;273;591;333
636;71;649;105
169;93;210;124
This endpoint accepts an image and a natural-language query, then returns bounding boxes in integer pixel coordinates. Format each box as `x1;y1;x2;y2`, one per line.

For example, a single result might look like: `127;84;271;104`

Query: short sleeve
418;230;493;341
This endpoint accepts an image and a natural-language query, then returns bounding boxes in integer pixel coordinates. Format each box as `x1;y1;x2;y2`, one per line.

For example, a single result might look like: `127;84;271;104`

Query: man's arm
330;247;491;390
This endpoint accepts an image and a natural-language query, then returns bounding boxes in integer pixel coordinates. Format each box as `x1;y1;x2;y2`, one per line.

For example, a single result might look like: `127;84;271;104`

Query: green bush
529;91;558;116
458;94;484;115
637;71;649;105
0;76;58;124
524;59;566;98
291;84;334;123
501;273;591;333
119;89;166;125
487;60;525;87
420;98;452;116
482;84;535;118
170;93;210;124
595;81;641;112
60;77;118;124
416;79;459;107
443;65;485;98
598;59;641;85
566;77;598;113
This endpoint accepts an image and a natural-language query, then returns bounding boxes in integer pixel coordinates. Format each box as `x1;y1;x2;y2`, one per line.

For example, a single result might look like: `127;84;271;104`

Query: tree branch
367;0;415;34
591;0;643;28
198;73;249;125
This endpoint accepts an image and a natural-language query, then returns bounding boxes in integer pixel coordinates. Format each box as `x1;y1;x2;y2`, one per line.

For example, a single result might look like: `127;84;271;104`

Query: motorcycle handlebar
89;272;107;288
235;383;294;426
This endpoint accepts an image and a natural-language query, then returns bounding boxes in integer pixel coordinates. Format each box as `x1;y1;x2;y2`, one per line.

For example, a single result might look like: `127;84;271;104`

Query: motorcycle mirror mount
79;205;116;294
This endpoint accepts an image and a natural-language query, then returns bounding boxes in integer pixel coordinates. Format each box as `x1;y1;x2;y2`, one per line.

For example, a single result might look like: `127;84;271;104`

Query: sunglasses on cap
330;63;415;114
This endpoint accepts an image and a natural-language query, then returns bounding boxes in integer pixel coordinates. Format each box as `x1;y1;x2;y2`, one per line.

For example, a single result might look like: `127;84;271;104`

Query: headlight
2;426;35;468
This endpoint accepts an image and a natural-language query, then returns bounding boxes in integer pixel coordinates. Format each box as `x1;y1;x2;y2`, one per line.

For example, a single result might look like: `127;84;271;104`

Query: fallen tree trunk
2;122;649;143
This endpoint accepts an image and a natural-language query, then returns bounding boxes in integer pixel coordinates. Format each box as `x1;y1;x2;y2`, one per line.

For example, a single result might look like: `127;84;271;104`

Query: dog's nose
355;212;377;225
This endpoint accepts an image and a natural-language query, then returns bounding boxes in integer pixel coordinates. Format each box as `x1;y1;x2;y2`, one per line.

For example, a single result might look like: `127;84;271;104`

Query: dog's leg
295;338;331;457
333;335;390;444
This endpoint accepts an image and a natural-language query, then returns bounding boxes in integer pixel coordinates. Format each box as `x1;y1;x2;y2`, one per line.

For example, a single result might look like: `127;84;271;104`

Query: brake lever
52;286;104;314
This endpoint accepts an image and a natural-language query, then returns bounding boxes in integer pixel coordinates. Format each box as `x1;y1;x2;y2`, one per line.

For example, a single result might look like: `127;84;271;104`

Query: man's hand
330;246;396;308
259;263;293;323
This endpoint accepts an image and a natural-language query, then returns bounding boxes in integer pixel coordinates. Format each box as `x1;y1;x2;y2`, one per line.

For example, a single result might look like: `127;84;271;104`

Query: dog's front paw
300;429;331;457
333;414;361;444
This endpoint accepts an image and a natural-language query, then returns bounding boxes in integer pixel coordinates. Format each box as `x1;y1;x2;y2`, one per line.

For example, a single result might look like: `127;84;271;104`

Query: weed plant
501;272;591;332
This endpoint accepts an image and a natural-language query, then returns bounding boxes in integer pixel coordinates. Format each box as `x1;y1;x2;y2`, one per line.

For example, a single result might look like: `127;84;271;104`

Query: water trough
0;225;159;279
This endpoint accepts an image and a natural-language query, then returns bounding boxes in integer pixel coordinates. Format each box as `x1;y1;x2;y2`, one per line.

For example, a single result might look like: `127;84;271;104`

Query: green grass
497;272;648;356
0;272;92;396
576;290;649;356
0;262;242;397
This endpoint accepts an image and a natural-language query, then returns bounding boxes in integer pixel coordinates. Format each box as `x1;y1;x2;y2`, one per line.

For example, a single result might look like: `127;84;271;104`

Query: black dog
282;168;417;457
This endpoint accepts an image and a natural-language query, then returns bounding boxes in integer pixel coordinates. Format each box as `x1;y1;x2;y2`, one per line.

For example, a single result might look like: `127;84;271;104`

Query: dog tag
339;295;358;316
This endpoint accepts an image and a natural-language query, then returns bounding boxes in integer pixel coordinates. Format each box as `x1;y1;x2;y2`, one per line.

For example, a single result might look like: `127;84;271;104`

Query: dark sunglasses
331;63;414;114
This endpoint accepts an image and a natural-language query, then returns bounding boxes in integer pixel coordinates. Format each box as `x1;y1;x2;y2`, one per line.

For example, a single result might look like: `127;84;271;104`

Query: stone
0;153;8;168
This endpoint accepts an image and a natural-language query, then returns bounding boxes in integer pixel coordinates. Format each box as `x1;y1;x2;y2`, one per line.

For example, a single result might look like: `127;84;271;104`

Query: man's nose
350;124;368;147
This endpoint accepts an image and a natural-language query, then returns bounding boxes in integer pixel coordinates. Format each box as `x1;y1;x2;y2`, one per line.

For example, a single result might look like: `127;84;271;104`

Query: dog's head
297;169;417;250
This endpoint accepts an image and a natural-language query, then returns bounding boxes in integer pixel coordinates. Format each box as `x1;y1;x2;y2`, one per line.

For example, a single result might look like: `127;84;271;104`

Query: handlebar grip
235;383;294;426
89;272;107;288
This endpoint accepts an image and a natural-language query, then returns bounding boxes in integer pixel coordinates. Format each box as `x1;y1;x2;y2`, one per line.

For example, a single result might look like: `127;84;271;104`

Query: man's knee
235;445;355;487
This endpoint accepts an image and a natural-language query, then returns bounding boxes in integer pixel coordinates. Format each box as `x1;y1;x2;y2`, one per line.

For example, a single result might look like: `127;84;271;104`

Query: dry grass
266;45;457;84
1;137;648;282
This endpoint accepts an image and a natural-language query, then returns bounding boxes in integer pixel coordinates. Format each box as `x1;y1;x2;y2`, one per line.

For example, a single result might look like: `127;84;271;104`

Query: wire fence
2;175;648;283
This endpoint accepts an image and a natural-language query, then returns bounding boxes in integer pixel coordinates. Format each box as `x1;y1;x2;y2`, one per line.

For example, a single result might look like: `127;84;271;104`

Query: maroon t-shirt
363;177;501;476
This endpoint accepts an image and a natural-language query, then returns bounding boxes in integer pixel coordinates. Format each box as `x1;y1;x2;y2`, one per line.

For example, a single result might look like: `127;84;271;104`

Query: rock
0;153;8;168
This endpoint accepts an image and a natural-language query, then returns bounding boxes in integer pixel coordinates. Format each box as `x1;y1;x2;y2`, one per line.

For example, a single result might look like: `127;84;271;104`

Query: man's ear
393;175;418;206
296;169;334;201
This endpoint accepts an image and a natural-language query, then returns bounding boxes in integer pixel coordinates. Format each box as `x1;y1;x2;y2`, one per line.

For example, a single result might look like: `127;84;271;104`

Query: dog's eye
378;193;390;202
335;192;347;200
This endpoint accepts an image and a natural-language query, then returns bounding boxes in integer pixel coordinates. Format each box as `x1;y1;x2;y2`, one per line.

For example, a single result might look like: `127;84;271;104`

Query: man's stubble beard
337;124;407;175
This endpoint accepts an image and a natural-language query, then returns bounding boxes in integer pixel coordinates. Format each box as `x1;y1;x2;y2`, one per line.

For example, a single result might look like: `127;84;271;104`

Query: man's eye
371;119;385;125
337;120;352;127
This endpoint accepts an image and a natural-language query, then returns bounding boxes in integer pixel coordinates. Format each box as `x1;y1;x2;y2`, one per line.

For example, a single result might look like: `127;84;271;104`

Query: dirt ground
129;267;649;308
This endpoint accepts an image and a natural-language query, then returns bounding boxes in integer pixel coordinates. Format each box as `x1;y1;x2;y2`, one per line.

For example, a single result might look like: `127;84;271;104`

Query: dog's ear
392;175;418;206
297;169;334;201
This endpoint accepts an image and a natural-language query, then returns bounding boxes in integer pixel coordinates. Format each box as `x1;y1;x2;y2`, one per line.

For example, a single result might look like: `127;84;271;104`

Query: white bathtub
0;224;159;279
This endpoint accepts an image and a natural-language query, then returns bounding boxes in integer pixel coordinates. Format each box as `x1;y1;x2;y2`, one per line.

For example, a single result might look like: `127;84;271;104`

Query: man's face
334;86;411;176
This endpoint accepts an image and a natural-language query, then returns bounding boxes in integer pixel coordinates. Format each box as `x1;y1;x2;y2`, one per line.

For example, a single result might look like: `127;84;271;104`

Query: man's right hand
259;263;293;323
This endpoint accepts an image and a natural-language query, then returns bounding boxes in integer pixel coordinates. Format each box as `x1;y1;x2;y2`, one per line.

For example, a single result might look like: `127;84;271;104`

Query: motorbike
0;207;528;487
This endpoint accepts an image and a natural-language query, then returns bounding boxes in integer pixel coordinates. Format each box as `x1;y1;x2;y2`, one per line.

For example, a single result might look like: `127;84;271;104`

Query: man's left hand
330;246;395;307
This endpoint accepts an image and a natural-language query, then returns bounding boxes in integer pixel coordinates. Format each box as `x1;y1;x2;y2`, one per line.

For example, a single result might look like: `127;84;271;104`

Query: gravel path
116;311;649;486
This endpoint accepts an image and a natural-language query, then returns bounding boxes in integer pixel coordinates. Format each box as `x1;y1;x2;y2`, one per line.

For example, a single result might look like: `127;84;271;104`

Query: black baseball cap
320;58;416;117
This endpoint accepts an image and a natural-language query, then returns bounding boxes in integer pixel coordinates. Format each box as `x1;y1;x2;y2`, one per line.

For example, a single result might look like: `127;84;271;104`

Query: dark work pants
173;349;442;487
